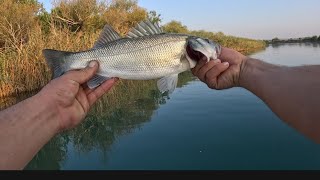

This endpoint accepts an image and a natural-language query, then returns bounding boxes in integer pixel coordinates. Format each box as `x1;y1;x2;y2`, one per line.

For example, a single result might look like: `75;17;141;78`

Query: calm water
8;43;320;170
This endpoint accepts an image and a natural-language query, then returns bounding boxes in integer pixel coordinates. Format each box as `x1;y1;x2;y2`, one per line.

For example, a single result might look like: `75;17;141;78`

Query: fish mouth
186;44;206;61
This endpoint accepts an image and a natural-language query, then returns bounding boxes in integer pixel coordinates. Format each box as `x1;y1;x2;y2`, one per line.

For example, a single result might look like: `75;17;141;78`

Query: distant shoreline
265;36;320;44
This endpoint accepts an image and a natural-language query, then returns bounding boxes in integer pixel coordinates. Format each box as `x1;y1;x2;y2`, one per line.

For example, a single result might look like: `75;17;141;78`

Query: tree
318;36;320;41
271;37;280;43
311;36;318;42
103;0;147;36
163;21;188;34
36;7;51;34
51;0;105;32
189;30;215;39
148;10;161;24
0;0;41;51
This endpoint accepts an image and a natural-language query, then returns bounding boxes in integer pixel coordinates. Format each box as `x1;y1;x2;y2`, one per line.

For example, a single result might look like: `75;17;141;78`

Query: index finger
87;78;118;106
191;56;208;75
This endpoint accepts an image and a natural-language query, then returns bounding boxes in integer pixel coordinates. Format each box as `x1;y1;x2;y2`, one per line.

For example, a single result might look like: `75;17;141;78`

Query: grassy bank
0;0;266;98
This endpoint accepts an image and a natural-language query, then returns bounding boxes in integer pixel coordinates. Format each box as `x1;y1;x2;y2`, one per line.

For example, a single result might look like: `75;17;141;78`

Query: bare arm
0;93;59;169
192;47;320;143
240;58;320;142
0;61;117;169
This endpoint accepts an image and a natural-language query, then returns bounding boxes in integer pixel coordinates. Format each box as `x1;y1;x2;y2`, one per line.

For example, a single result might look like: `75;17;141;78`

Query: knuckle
199;72;207;82
191;69;196;75
67;79;80;89
78;68;92;80
193;71;200;77
207;77;217;89
199;76;205;82
64;70;80;80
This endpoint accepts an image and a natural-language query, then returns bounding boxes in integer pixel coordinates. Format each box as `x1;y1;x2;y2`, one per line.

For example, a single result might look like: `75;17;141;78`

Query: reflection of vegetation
68;71;194;153
177;71;196;88
24;134;70;170
0;71;188;169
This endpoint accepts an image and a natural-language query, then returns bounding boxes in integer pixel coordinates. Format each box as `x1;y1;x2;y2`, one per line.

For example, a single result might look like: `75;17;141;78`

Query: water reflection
2;43;320;170
0;71;195;169
25;134;70;170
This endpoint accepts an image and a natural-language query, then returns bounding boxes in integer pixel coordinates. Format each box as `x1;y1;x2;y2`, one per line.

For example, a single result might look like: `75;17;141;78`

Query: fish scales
67;34;189;80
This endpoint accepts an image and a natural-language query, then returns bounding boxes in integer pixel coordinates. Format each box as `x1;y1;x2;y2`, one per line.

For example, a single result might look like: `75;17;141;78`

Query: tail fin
42;49;72;79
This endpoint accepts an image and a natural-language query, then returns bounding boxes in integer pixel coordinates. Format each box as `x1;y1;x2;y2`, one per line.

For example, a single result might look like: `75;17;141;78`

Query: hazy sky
39;0;320;40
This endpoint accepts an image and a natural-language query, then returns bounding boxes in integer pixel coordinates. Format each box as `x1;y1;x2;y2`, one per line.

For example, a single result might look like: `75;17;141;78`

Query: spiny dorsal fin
93;25;121;49
126;19;163;38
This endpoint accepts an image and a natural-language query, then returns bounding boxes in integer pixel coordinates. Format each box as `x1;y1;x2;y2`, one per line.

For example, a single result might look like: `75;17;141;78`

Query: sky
38;0;320;40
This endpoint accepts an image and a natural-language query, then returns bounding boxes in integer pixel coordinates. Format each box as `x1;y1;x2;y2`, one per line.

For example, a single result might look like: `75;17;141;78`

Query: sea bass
43;20;221;93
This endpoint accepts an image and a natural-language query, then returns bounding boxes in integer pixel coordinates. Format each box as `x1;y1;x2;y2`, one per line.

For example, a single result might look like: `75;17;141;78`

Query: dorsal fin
93;25;121;49
126;19;163;38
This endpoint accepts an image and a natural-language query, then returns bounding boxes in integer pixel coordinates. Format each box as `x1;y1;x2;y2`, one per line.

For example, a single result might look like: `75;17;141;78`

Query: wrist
32;92;61;135
238;56;249;88
239;57;279;91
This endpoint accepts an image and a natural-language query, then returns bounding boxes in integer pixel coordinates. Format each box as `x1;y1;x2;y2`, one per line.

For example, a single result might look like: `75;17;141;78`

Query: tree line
267;36;320;44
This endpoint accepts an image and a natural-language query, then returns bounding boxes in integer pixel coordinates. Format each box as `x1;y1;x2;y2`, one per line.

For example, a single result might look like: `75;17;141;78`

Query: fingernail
223;62;229;66
89;61;97;68
215;59;221;63
201;56;208;60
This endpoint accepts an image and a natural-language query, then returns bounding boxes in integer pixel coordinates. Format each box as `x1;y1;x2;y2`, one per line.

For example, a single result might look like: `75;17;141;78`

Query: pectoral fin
157;74;179;94
87;74;111;89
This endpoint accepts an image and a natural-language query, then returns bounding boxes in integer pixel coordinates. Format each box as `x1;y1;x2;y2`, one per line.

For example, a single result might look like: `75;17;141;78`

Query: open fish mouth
186;43;206;61
186;37;221;62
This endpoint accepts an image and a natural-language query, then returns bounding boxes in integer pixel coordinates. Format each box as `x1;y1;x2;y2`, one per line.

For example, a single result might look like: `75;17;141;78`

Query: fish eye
204;39;210;43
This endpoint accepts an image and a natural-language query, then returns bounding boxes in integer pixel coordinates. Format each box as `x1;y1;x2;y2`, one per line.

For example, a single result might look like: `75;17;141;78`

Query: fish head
185;37;222;68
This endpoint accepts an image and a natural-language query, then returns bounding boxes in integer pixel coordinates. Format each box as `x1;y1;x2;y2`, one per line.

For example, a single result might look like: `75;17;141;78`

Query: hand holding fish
191;47;247;90
193;46;320;144
37;61;118;131
0;60;117;169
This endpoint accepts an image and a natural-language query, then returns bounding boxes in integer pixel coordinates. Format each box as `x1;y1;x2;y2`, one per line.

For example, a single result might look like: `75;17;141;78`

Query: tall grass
0;24;265;98
189;31;266;55
0;24;99;97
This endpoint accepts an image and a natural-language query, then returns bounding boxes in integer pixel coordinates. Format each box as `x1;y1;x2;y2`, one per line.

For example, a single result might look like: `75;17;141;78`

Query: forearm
0;94;59;169
240;58;320;142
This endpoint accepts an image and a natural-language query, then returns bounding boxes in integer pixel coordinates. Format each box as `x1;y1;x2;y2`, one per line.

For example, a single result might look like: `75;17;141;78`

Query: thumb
65;61;99;84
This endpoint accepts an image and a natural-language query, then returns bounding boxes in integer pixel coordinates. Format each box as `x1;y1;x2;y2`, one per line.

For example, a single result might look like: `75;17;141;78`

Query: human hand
37;61;117;132
191;47;247;90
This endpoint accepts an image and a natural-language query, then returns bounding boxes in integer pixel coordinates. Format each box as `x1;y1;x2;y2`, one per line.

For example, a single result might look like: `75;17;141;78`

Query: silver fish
43;20;221;93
